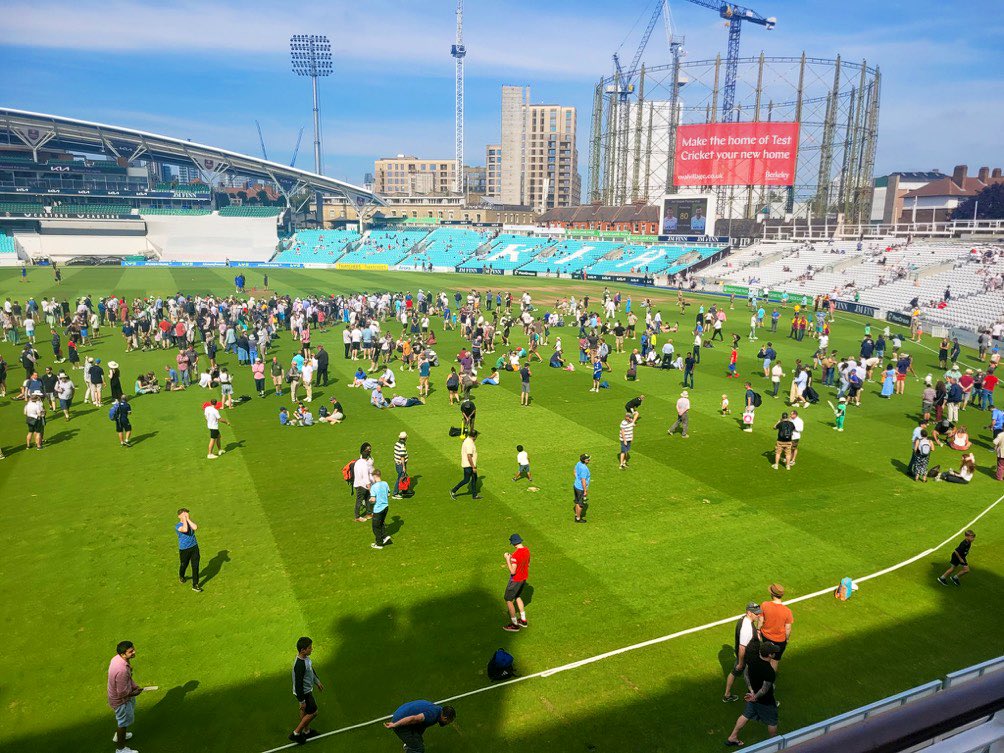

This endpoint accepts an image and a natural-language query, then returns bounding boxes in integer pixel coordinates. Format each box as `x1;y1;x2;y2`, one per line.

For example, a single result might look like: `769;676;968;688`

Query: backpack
751;391;763;408
108;403;120;421
341;460;355;487
487;648;516;681
449;427;462;437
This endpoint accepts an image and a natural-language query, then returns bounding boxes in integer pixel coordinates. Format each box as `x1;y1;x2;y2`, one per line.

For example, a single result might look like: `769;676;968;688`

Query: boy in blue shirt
574;453;591;523
369;469;392;549
385;700;455;750
591;358;603;392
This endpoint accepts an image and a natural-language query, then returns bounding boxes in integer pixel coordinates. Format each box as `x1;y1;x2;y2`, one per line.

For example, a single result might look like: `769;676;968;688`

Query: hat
681;390;689;397
399;431;408;439
509;533;523;545
31;390;43;397
745;602;762;615
965;368;973;374
108;361;119;369
769;583;785;598
838;397;846;403
580;453;591;462
95;358;101;364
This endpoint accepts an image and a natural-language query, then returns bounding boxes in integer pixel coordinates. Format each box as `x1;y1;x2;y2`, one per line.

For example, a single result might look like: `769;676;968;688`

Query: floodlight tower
451;0;466;195
290;34;333;226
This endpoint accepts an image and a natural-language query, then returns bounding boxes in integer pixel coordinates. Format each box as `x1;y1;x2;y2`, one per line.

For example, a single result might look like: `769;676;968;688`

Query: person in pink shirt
107;641;144;752
252;358;267;398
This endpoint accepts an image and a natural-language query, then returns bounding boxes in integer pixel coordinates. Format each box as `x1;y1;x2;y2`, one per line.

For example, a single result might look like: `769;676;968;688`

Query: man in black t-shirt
938;529;975;586
725;642;779;746
460;398;476;435
772;412;795;470
625;395;644;421
519;363;531;407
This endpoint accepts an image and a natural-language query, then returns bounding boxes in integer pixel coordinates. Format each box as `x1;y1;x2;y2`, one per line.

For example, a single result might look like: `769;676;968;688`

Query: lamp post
291;34;333;227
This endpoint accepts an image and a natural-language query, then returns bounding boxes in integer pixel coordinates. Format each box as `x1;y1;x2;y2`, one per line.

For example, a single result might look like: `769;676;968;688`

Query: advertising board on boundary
513;269;538;277
335;262;389;271
457;266;504;275
833;300;877;318
886;311;913;326
586;274;654;285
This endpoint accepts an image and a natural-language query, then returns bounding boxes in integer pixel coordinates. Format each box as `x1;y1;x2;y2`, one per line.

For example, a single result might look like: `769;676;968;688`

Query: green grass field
0;266;1000;753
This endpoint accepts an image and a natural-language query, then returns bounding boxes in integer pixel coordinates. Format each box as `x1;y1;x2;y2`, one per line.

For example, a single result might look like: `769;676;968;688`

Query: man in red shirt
502;533;531;632
983;371;999;411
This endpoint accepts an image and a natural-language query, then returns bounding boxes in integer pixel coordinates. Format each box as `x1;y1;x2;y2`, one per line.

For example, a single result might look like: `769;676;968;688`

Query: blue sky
1;0;1001;191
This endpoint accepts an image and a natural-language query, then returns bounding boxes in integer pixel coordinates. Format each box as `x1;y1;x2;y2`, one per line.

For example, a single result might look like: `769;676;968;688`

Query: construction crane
450;0;466;195
254;120;269;162
289;127;305;168
682;0;775;121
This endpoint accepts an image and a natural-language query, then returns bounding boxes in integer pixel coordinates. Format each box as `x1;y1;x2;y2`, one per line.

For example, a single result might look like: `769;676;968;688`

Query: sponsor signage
657;234;729;244
457;266;504;275
122;261;307;268
512;269;538;277
886;310;913;326
674;122;799;186
722;284;750;296
1;186;208;199
335;262;389;271
586;274;654;285
441;220;502;228
2;211;134;220
832;300;877;318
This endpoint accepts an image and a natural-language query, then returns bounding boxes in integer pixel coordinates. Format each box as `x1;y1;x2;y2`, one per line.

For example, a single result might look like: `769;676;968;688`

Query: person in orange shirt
760;583;793;670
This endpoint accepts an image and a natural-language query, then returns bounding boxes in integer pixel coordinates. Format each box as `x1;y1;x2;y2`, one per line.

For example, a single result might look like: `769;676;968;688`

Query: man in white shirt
204;400;230;459
450;431;481;500
353;444;375;521
24;393;46;449
770;361;785;398
667;390;691;438
723;602;762;702
301;359;315;403
790;410;805;466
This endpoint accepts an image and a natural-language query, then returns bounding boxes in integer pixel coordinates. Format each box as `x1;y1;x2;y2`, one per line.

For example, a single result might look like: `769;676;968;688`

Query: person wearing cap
393;432;409;499
204;400;230;459
55;371;75;420
833;396;847;432
573;453;591;523
667;390;691;438
108;361;124;402
88;357;105;406
113;395;133;447
24;391;46;450
502;533;530;631
41;366;58;411
724;640;780;746
724;602;763;702
619;412;636;469
759;584;793;670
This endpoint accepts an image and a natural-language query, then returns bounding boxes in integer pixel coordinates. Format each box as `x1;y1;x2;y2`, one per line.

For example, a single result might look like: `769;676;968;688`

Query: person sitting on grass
371;385;389;409
939;453;975;484
349;368;367;388
317;401;344;424
481;368;500;385
164;365;185;391
948;425;972;451
279;406;299;426
549;351;565;368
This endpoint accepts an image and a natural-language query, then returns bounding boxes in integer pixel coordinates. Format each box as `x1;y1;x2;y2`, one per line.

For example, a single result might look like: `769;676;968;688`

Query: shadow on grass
200;550;231;587
385;516;405;537
129;431;158;446
224;439;247;453
46;429;80;446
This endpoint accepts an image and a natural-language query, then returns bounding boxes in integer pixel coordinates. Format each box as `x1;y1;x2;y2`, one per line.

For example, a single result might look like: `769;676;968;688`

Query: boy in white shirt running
512;445;532;482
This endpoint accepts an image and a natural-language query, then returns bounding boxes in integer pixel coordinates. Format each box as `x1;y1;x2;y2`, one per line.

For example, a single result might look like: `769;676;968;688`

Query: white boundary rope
259;492;1003;753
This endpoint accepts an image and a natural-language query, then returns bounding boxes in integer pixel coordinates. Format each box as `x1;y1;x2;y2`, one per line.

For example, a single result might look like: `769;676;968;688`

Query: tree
953;183;1004;220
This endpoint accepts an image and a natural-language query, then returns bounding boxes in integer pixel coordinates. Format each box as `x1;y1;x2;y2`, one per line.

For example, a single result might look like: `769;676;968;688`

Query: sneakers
218;449;226;455
723;694;739;703
937;576;949;586
502;623;520;632
112;732;134;742
355;517;368;523
772;463;779;469
392;494;404;500
951;576;961;586
449;491;457;500
518;618;528;627
370;543;384;550
383;536;392;545
207;454;218;459
192;585;203;592
472;494;483;500
288;732;307;745
574;518;588;523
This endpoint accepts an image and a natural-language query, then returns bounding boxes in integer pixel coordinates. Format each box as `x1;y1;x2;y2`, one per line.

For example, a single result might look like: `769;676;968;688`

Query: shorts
299;692;318;715
775;441;792;452
518;464;530;475
742;701;778;727
574;487;586;504
113;698;136;728
768;639;788;658
950;552;966;567
116;420;132;432
209;428;221;439
620;441;631;454
26;418;43;433
221;384;233;395
504;579;526;602
59;398;72;410
521;382;530;393
791;438;800;448
729;363;736;373
896;373;906;381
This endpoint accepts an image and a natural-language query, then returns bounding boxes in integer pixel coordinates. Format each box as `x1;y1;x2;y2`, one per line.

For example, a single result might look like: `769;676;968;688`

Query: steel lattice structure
587;53;881;223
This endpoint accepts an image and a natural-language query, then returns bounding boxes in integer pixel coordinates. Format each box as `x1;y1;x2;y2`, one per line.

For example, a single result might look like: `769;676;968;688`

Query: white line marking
259;492;1003;753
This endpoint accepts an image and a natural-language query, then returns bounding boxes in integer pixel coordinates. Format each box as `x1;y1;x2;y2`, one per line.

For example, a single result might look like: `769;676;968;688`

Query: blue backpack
487;648;516;681
108;403;120;421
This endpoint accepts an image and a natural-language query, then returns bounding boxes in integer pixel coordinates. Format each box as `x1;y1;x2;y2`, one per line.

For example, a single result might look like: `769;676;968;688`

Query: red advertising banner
674;122;800;186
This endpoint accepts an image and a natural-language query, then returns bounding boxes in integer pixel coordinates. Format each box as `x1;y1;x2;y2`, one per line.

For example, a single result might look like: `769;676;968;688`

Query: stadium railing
742;657;1004;752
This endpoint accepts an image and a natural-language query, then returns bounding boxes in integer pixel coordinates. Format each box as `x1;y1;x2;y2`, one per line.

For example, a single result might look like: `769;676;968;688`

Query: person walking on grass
512;444;532;482
789;410;804;466
369;469;393;549
393;432;409;499
204;400;230;459
112;395;133;447
724;602;763;702
502;533;531;631
619;412;636;469
574;453;591;523
176;508;202;592
384;701;455;751
450;430;482;499
667;390;690;438
833;396;847;432
759;584;793;670
108;640;146;753
353;443;375;521
289;637;324;745
772;412;795;470
724;641;780;747
938;530;976;586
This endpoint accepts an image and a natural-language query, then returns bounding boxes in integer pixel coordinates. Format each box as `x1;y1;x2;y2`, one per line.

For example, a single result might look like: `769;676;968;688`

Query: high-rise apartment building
498;86;580;209
485;144;502;198
373;155;457;195
464;166;486;196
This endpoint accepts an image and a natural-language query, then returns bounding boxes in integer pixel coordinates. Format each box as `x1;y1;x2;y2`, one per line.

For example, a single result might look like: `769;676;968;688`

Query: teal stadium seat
335;228;432;266
274;229;361;262
407;227;494;269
